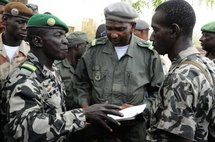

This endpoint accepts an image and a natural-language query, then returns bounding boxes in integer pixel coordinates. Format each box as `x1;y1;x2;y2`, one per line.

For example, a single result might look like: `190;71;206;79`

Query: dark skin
106;20;135;46
67;42;87;67
2;15;29;46
150;10;193;142
199;31;215;60
150;10;193;61
29;27;123;132
0;4;5;33
133;29;149;41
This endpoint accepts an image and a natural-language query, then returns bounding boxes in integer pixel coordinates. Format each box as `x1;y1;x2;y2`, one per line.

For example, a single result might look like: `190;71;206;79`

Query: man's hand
83;104;123;132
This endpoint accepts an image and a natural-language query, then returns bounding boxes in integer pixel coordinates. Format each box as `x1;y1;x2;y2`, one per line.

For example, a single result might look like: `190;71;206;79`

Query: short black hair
156;0;196;36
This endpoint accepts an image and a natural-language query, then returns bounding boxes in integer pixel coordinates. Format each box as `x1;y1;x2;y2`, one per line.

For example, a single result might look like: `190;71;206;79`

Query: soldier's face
106;20;134;46
4;16;29;40
150;10;173;55
199;32;215;52
0;5;5;33
42;28;68;60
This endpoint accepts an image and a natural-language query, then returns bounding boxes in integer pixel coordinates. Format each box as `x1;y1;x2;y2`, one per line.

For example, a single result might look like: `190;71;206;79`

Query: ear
32;35;43;48
170;23;181;38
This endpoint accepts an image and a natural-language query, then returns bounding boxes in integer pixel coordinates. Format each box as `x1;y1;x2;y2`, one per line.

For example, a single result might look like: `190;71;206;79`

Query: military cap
104;2;138;23
0;0;8;5
27;13;68;32
67;31;89;48
201;21;215;33
135;19;149;30
3;2;34;19
96;24;106;38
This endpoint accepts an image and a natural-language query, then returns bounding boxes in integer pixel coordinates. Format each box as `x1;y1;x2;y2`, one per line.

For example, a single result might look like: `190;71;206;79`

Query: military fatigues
0;33;30;84
2;53;86;142
147;47;215;141
55;59;78;109
75;35;165;142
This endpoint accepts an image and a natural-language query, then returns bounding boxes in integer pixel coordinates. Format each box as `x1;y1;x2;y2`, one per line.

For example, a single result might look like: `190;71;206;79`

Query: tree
122;0;215;13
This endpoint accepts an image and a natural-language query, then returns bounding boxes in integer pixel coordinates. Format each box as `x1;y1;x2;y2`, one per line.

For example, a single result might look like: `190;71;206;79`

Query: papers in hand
108;104;147;121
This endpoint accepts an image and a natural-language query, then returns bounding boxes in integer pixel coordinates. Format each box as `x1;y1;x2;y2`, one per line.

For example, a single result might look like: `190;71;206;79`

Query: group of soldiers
0;0;215;142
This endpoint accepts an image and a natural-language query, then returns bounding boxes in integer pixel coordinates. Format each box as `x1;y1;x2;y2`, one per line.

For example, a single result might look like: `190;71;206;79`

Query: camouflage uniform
75;35;165;142
147;47;215;141
0;33;30;87
55;59;78;109
2;53;86;142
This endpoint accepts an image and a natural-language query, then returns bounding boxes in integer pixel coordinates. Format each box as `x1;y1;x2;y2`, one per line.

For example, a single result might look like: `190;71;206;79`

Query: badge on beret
47;18;55;26
11;8;19;16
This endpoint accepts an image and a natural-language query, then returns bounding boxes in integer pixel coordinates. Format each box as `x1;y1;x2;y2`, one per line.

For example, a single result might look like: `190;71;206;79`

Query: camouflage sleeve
75;57;92;107
5;75;86;141
155;65;214;141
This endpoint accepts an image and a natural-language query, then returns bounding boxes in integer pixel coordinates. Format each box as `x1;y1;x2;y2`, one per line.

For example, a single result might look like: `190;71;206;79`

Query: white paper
108;104;147;121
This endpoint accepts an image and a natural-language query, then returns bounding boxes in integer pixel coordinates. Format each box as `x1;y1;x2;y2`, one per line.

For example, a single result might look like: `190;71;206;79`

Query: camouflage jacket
75;35;165;106
0;33;30;81
147;47;215;141
2;53;86;142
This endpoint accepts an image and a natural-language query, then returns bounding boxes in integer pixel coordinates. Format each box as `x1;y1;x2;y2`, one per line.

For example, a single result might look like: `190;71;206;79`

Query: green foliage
206;0;215;7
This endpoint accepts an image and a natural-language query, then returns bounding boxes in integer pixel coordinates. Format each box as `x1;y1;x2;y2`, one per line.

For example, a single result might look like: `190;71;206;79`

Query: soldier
0;2;33;87
95;23;106;38
133;19;149;41
147;0;215;141
75;2;165;142
26;3;38;14
0;2;33;141
0;0;8;33
2;13;123;142
200;21;215;61
55;31;89;110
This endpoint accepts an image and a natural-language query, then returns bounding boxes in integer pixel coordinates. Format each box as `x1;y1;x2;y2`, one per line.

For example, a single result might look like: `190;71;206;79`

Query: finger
96;117;113;132
103;109;123;117
102;114;121;126
103;104;122;110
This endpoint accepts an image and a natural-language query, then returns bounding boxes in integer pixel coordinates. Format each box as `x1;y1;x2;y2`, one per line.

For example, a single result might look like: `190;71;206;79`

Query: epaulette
21;62;37;73
137;41;153;50
90;36;108;47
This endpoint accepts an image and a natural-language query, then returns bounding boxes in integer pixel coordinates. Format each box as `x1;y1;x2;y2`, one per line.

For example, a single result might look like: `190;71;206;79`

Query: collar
172;46;200;63
102;34;135;58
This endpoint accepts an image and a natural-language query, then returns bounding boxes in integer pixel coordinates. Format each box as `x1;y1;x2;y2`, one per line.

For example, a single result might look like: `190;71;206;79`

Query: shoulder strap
21;62;37;72
179;60;213;85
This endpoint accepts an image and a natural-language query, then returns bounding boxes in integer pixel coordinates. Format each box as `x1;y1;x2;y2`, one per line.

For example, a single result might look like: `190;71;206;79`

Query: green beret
0;0;8;5
104;2;138;23
27;13;68;32
4;2;34;19
201;21;215;33
67;31;89;48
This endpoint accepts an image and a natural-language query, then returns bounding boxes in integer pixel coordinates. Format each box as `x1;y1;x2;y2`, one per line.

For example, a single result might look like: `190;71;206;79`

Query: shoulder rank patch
21;62;37;72
137;41;153;50
90;36;107;47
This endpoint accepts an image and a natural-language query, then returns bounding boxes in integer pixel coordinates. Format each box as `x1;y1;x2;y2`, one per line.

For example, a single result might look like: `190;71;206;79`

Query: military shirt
55;59;78;109
2;53;86;142
147;47;215;141
75;35;164;106
0;33;30;80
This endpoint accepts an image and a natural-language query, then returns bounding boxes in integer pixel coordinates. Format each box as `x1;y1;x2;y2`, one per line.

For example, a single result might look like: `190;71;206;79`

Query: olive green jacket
75;35;165;106
55;59;78;109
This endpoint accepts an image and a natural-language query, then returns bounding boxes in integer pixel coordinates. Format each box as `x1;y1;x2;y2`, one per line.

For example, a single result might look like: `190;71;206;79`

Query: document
108;104;147;121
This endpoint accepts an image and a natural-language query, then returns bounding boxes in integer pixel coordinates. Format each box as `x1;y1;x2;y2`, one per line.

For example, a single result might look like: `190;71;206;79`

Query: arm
75;57;92;107
5;77;86;141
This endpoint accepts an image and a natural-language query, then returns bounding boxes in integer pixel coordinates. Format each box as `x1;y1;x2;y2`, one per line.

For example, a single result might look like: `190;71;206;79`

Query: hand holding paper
108;104;147;121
